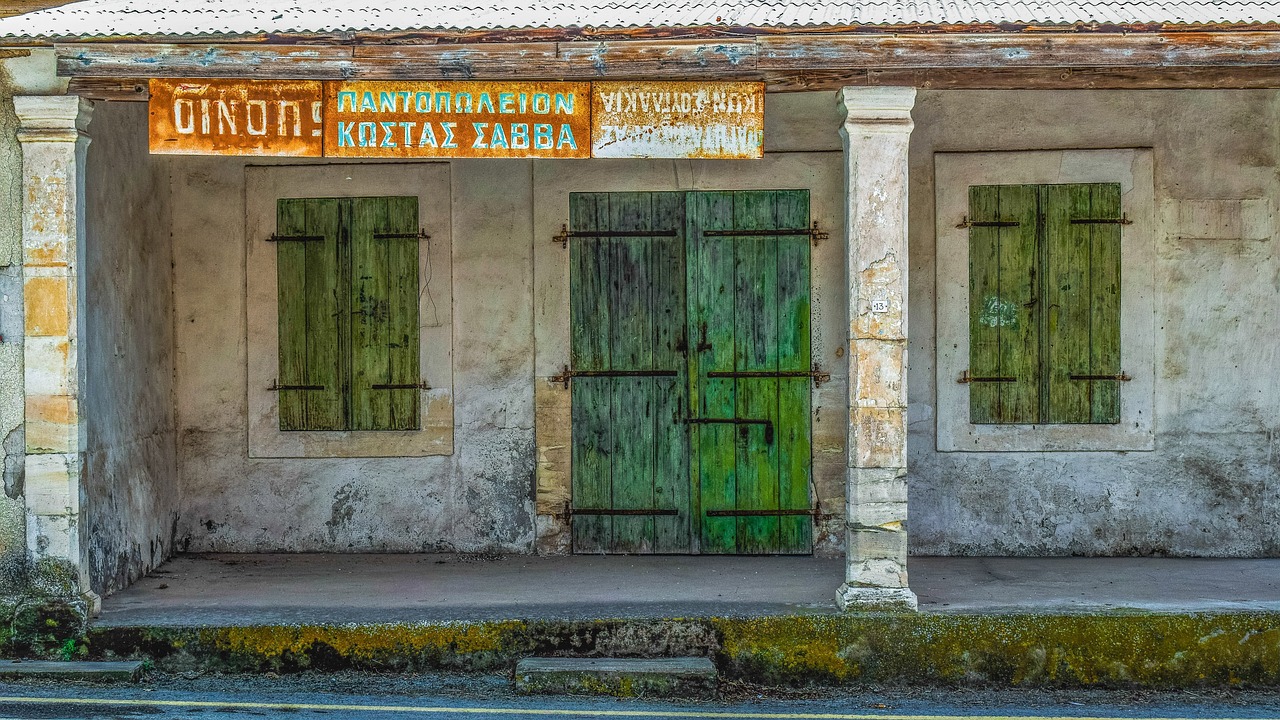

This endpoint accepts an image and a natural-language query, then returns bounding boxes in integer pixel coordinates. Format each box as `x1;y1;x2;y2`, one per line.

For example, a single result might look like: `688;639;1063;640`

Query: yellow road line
0;697;1237;720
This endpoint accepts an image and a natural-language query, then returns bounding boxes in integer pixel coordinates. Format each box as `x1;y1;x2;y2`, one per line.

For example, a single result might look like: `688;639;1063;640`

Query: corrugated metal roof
2;0;1279;38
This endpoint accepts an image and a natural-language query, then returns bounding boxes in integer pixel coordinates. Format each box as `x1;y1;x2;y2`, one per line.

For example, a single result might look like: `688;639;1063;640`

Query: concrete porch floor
94;554;1280;626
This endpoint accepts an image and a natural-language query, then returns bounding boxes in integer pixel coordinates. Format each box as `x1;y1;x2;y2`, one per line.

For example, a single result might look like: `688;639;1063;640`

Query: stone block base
837;584;918;611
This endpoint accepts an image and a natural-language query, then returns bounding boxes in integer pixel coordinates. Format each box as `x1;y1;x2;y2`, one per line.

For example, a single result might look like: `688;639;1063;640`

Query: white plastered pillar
13;95;97;612
836;87;918;611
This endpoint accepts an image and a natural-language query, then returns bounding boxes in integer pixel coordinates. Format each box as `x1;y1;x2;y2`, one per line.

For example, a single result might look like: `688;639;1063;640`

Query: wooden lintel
764;66;1280;91
55;32;1280;82
67;76;149;101
64;66;1280;102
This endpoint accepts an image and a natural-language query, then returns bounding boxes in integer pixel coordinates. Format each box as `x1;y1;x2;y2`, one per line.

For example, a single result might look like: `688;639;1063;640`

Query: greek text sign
325;81;591;158
591;81;764;159
150;79;324;157
149;79;763;159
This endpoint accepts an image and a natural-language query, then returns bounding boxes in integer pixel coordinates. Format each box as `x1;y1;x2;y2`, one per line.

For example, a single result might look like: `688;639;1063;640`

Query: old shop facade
1;2;1279;614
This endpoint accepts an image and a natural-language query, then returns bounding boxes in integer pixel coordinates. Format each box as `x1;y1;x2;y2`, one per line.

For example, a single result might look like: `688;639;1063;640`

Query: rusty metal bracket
957;370;1016;384
701;222;829;247
373;229;431;240
1069;373;1132;382
553;224;679;248
1070;216;1133;225
570;508;680;517
706;362;830;387
808;221;829;246
268;381;325;391
370;381;432;390
705;508;815;517
550;365;678;388
266;234;325;243
956;217;1021;229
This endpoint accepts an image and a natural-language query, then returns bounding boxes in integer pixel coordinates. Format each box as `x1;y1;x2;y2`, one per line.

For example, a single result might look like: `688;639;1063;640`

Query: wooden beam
56;33;1280;82
764;66;1280;91
756;32;1280;69
66;66;1280;101
58;43;355;79
67;76;150;101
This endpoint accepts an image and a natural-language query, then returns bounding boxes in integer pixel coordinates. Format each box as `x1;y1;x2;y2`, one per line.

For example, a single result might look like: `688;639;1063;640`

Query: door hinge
552;224;679;248
706;363;830;387
1069;373;1131;382
1069;216;1132;225
268;381;325;391
370;381;432;390
372;229;431;240
549;365;679;389
956;217;1020;229
957;370;1016;384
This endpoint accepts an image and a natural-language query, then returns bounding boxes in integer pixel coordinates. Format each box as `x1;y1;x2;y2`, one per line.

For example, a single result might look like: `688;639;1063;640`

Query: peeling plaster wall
169;90;1278;557
905;90;1280;557
173;159;535;552
0;50;64;588
0;59;26;581
82;101;179;595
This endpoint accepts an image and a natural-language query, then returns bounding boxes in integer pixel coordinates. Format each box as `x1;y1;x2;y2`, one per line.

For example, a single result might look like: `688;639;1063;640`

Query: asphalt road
2;676;1279;720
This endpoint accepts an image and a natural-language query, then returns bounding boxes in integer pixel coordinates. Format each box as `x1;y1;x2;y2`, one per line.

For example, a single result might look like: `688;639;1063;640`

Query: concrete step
514;657;718;698
0;660;144;681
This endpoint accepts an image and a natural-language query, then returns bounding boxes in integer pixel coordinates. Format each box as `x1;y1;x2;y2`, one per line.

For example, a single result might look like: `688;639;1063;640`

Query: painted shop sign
148;79;763;159
591;81;763;160
325;81;591;159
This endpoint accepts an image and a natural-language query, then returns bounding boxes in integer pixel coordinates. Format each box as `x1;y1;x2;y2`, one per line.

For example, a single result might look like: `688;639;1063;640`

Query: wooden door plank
276;199;310;431
1045;184;1093;423
350;197;393;430
569;193;612;554
608;193;656;553
732;191;780;554
384;196;421;430
302;198;346;430
997;185;1041;423
1088;184;1123;424
774;190;812;554
692;191;738;554
968;186;1002;424
650;192;692;554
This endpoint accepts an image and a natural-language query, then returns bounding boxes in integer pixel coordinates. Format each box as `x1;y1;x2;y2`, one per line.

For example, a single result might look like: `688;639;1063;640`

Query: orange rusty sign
149;79;323;157
148;79;762;159
324;81;591;159
590;81;764;159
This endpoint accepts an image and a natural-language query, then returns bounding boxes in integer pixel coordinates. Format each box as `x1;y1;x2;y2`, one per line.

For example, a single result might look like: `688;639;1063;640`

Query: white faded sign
590;81;764;159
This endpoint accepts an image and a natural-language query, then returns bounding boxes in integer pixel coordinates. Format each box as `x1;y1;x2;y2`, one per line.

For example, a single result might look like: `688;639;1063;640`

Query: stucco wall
906;90;1280;557
169;89;1278;558
173;159;536;553
82;101;179;595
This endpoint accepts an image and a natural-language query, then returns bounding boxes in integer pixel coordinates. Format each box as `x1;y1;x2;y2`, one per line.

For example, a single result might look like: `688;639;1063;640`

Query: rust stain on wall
149;79;323;156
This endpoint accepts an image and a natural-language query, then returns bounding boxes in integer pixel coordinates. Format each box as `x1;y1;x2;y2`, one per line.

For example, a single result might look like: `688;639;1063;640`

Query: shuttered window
968;183;1122;425
275;196;421;432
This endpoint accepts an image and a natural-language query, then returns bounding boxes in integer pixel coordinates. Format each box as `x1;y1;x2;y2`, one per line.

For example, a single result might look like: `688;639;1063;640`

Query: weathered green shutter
968;185;1040;424
350;196;421;431
968;183;1122;425
277;198;346;431
1045;183;1122;423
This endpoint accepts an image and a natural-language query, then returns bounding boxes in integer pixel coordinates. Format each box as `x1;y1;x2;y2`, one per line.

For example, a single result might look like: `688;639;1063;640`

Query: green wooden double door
570;190;813;555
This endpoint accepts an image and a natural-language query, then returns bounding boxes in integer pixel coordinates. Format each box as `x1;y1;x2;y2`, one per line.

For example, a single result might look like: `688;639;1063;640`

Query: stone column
837;87;918;611
14;96;97;611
